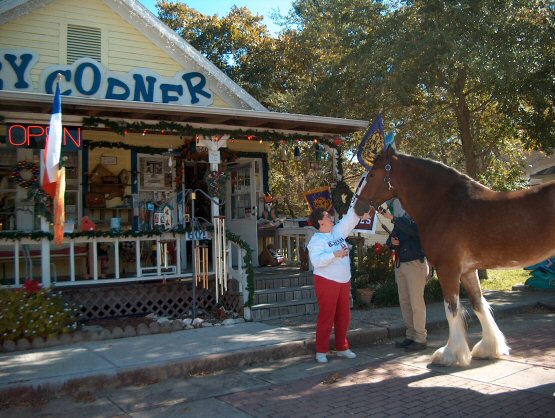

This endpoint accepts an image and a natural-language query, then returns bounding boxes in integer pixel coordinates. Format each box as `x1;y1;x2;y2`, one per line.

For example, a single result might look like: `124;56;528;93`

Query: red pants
314;275;351;353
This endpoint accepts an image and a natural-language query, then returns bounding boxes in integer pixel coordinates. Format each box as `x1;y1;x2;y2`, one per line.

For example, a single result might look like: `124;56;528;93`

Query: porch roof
0;91;368;137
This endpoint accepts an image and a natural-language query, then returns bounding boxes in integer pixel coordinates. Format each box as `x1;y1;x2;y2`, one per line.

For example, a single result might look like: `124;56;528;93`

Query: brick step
250;298;319;321
253;285;316;305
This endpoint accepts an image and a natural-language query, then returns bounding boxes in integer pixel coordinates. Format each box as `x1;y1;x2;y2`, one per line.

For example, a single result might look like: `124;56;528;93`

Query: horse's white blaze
471;297;510;359
431;300;471;366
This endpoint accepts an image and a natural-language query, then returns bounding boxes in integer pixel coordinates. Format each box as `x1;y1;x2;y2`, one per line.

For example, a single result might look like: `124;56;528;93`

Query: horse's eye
368;172;375;178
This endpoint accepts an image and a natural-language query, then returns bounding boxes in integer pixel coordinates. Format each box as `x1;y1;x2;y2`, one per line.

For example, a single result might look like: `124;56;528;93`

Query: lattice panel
60;280;242;320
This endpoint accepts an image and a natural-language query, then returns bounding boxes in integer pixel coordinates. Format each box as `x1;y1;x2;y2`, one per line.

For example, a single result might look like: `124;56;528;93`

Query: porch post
39;150;51;288
40;234;51;288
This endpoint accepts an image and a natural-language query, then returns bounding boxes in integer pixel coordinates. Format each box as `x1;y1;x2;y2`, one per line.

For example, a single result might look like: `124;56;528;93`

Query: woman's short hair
309;207;327;230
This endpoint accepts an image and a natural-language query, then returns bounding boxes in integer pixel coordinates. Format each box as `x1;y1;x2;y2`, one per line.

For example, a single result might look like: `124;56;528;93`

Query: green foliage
0;281;81;342
354;242;395;289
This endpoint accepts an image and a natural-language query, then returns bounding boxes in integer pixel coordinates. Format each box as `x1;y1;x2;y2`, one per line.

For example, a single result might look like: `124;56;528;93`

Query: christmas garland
11;161;39;189
82;117;329;144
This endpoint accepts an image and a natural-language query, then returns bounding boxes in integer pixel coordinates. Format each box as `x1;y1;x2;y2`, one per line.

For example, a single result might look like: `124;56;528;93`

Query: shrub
354;243;395;289
0;279;81;343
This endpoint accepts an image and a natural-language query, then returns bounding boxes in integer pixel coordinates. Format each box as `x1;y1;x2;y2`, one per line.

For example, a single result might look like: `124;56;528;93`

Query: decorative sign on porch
304;187;334;215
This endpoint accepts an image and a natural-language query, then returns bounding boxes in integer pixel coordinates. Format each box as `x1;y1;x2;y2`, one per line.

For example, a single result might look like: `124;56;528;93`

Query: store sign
7;124;82;149
0;49;214;106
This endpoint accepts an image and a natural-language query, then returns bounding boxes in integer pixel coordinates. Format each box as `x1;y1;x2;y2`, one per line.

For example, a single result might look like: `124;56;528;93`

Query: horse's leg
431;268;472;367
460;269;510;359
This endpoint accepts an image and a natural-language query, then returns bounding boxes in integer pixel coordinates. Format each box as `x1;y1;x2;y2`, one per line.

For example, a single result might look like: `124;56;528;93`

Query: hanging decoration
204;170;230;201
294;146;301;161
11;161;39;189
331;180;354;216
280;147;288;162
10;161;53;222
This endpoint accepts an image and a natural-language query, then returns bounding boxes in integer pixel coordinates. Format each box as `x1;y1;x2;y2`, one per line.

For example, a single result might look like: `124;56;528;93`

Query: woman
308;206;370;363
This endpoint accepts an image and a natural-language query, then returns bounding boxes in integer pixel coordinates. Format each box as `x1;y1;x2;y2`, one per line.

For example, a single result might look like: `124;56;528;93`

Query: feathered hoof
431;345;471;367
471;339;510;359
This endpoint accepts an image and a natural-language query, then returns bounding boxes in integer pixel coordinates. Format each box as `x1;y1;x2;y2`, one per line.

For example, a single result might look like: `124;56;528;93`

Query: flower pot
358;288;374;304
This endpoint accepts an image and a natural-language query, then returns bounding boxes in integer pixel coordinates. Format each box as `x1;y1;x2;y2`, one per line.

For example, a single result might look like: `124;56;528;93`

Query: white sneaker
315;352;328;363
336;349;357;359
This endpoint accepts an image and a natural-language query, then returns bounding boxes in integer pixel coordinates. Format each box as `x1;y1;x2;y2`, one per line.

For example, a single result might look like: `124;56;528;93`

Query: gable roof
0;0;265;111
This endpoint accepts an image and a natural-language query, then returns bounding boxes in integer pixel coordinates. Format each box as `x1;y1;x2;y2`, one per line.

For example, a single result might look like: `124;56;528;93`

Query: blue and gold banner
304;186;334;215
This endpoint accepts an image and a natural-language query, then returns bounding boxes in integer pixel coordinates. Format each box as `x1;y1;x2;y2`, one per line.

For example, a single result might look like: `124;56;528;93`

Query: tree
155;0;282;107
280;0;554;189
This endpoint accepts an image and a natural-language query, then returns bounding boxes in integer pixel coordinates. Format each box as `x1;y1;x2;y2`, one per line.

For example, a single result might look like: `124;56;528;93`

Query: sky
138;0;294;35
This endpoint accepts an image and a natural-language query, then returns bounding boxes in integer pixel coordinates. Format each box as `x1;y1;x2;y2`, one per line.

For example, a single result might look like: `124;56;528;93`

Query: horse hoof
431;346;471;367
471;339;510;359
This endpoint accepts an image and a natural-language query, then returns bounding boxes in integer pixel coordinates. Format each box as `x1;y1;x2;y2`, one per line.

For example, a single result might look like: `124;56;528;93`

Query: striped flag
43;82;62;198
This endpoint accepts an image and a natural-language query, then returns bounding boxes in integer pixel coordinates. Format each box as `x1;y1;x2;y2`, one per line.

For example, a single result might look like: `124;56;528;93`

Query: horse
354;146;555;366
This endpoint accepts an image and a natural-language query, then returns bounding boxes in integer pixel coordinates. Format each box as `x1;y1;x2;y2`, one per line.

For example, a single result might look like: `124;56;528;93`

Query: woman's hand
334;247;349;258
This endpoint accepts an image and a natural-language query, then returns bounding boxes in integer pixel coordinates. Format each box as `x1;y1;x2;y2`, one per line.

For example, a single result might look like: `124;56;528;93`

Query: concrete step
254;274;314;290
253;285;316;305
250;298;319;321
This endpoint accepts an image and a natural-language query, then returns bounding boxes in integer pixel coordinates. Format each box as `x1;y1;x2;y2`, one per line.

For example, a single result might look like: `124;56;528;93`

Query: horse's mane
395;153;488;190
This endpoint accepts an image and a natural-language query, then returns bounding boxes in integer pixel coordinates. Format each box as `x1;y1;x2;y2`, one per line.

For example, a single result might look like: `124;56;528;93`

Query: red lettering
28;125;46;144
63;127;81;147
8;125;28;146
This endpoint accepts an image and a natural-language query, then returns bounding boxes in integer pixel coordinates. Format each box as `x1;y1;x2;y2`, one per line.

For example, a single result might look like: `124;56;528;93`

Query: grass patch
481;269;530;291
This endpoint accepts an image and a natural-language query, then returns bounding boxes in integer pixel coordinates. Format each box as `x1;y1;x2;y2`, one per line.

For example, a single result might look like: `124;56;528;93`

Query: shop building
0;0;366;319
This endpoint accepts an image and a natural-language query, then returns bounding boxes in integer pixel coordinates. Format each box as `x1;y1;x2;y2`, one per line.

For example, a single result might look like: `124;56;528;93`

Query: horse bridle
358;157;394;212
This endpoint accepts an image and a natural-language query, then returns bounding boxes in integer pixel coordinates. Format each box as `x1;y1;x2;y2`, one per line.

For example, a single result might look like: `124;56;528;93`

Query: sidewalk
1;289;554;404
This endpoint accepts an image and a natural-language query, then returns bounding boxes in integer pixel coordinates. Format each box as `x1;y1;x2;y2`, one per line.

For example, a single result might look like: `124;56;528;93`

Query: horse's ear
385;146;396;158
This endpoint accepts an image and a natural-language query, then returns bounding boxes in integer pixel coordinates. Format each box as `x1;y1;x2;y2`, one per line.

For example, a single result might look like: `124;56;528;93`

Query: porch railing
278;227;316;269
0;231;235;287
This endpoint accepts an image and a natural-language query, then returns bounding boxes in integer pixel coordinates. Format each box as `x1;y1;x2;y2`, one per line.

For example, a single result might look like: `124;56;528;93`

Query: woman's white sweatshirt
307;208;361;283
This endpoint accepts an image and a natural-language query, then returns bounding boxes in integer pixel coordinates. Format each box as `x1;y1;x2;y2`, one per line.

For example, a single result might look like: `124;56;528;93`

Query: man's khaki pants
395;259;429;343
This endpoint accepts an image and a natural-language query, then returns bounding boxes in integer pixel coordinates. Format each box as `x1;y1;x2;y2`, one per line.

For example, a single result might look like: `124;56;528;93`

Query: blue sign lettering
0;50;214;106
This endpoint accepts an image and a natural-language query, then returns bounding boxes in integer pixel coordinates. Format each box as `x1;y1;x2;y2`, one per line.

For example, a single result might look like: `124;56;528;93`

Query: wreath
11;161;39;189
331;180;354;216
204;170;229;201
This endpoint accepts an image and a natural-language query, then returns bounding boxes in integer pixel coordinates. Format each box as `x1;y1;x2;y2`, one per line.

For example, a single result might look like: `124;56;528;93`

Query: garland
331;180;354;216
11;161;39;189
225;230;255;307
83;117;328;144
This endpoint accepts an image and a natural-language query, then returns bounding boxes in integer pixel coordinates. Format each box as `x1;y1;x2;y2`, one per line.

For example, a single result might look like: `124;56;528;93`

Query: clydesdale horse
354;146;555;366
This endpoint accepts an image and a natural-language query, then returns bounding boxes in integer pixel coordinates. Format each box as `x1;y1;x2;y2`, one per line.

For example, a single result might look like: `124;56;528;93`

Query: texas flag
43;82;62;198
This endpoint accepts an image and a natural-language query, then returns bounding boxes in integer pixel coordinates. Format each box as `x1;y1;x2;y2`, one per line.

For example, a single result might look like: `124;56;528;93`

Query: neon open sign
8;125;82;149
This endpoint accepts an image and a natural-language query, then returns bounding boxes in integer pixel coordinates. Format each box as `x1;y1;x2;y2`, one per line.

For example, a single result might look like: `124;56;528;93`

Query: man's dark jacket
386;215;425;263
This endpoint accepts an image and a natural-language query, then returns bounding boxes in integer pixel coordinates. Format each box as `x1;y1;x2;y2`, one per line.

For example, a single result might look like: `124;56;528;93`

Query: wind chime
194;244;209;289
212;216;228;302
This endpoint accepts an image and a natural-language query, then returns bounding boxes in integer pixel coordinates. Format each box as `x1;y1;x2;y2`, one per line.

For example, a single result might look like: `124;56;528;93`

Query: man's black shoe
405;341;427;352
395;338;414;348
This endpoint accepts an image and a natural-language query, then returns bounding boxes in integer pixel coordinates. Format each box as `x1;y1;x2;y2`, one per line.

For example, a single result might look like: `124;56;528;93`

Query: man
382;199;429;351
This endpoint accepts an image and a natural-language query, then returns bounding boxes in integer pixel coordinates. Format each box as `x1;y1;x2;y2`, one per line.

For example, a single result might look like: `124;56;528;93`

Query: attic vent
67;24;102;64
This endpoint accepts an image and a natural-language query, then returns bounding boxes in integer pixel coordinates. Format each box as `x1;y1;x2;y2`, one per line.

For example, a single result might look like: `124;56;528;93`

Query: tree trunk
453;69;487;280
453;68;478;180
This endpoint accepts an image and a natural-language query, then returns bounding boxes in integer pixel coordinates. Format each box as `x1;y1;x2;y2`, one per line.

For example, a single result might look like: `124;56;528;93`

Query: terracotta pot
358;288;374;304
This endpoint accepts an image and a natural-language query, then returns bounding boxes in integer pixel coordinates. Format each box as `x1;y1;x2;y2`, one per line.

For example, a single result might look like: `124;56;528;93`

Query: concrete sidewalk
1;289;554;404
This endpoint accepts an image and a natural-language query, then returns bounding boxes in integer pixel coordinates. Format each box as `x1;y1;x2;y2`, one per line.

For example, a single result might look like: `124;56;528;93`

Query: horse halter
363;158;394;212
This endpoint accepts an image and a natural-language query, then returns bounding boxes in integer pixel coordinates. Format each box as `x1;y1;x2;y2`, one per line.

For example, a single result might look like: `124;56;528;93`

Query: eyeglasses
322;213;332;219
